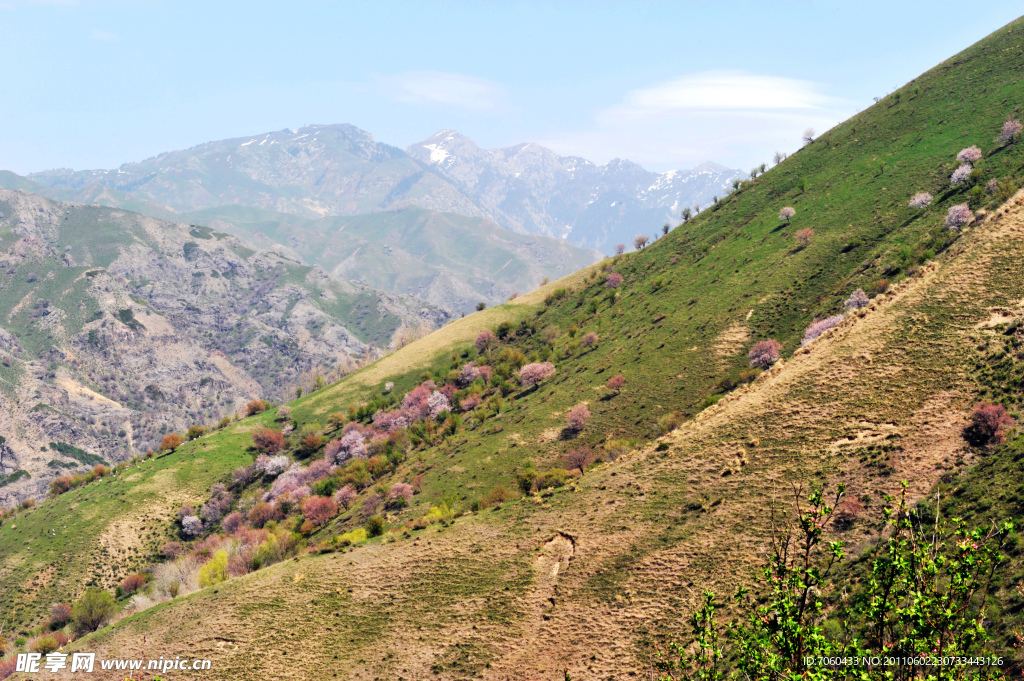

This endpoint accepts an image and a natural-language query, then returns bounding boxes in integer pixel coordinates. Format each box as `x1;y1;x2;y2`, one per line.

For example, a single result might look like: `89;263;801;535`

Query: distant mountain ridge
24;124;743;251
184;204;600;313
406;129;743;249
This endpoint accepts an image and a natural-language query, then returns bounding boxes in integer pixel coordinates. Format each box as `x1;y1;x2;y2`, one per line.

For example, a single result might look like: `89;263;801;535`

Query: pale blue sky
1;1;1021;174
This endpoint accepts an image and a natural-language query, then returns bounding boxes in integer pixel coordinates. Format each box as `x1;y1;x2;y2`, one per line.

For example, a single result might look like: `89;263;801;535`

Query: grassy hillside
3;16;1024;680
0;436;253;628
34;184;1024;680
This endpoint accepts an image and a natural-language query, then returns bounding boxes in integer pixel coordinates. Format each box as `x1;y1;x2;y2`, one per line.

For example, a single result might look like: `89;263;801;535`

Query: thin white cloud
542;70;856;171
89;28;120;41
608;71;832;117
376;71;503;113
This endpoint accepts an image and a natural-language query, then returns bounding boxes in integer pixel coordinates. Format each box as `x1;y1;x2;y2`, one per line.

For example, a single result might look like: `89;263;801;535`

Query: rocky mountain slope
0;189;448;505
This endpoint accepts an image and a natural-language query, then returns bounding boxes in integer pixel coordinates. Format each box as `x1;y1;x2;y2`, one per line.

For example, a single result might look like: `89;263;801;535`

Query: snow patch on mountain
423;144;451;165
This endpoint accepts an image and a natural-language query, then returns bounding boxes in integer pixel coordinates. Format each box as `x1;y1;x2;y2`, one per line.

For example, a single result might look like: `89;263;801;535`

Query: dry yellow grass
713;322;750;369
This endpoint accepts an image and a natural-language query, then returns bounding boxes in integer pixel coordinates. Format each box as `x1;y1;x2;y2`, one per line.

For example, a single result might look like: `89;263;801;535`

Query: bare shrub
152;554;203;598
564;446;596;474
231;464;257;488
565;403;590;433
957;145;982;163
361;493;382;519
801;315;845;345
908;192;933;208
844;289;869;311
963;402;1015;446
748;339;783;369
834;497;864;528
389;322;432;351
49;602;72;629
945;203;972;230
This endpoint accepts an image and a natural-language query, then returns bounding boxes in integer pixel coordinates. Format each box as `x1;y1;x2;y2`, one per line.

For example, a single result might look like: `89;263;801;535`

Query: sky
1;0;1022;175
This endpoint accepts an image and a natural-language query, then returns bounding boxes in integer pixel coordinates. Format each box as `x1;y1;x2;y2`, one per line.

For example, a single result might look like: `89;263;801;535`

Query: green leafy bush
656;484;1012;680
72;588;117;634
366;515;386;537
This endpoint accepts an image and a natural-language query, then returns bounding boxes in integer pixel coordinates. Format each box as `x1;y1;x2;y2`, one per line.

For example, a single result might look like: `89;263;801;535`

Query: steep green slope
183;204;602;313
4;15;1024;679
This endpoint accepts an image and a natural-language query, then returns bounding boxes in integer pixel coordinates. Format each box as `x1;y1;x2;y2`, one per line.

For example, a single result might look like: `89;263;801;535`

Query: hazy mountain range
407;129;743;248
18;124;743;252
